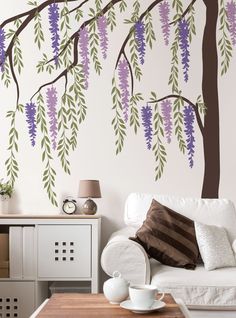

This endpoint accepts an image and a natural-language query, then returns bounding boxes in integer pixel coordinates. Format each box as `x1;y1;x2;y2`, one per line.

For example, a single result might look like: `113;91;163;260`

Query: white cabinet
0;215;101;318
0;282;35;318
38;225;91;278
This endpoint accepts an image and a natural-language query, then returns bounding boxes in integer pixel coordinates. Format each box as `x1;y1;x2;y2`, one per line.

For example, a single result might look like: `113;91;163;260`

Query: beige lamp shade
78;180;101;198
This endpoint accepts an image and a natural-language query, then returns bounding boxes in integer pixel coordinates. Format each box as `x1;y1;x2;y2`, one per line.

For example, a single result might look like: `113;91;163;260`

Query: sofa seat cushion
151;260;236;308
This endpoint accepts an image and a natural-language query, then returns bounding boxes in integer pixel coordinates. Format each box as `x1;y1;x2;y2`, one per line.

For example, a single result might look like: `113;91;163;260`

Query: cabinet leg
91;279;99;293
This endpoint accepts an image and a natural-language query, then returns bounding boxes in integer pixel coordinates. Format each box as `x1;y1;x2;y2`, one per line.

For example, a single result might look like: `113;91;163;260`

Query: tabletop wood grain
37;293;186;317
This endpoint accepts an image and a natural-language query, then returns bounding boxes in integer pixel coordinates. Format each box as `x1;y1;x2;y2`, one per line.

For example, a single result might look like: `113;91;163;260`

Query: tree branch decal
1;0;234;204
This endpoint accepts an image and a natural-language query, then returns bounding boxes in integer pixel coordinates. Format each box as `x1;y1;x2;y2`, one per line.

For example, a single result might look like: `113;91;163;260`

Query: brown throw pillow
130;199;199;269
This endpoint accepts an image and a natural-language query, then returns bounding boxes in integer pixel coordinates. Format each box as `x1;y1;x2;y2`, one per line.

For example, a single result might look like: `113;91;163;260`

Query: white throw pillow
194;221;236;271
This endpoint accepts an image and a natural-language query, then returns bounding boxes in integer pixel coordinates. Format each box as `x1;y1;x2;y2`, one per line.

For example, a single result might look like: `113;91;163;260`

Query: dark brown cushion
130;199;199;269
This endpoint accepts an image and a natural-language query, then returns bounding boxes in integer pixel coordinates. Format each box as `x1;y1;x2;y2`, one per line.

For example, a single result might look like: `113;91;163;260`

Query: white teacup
129;284;165;309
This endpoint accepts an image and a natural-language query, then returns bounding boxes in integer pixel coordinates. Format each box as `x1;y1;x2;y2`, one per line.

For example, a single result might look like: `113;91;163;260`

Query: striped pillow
130;199;199;269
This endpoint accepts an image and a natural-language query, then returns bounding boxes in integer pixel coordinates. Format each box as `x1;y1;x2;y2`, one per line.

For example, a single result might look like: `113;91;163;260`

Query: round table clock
62;199;77;215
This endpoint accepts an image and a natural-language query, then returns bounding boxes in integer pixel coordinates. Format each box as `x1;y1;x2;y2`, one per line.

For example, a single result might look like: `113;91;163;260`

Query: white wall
0;0;236;272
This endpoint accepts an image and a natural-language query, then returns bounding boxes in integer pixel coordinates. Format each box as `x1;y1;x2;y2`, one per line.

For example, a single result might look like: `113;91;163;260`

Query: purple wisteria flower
97;15;108;59
179;18;190;82
79;27;90;90
141;104;153;150
25;102;37;147
0;28;6;72
183;105;195;168
48;3;60;65
226;1;236;46
135;21;146;65
118;58;130;123
46;86;58;150
159;1;170;46
161;99;172;143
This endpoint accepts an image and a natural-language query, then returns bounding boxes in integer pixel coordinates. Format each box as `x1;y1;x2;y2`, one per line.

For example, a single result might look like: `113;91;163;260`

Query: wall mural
0;0;235;206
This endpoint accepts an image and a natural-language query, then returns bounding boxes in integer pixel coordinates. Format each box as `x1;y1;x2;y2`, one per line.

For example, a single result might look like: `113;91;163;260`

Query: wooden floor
37;293;186;317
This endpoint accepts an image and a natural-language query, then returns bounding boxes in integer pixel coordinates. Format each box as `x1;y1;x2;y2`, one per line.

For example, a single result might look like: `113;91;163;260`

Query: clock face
62;199;77;214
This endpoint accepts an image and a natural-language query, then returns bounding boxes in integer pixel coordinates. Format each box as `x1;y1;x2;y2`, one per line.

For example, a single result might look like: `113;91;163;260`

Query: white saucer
120;300;166;314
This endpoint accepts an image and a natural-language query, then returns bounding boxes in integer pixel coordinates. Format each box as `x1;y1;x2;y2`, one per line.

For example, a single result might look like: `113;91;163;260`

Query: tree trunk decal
201;0;220;198
0;0;234;205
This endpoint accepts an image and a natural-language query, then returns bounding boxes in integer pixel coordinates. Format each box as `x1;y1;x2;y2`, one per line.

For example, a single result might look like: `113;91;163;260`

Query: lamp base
81;199;97;215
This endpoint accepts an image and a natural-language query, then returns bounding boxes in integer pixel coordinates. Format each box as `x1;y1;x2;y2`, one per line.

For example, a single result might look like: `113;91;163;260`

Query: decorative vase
0;195;9;214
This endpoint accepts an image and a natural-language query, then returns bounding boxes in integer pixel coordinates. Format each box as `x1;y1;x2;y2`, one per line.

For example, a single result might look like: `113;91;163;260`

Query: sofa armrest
101;227;151;284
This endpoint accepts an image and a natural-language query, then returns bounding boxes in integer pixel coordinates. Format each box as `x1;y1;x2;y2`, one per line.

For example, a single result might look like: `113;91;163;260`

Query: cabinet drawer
37;225;91;278
0;282;35;318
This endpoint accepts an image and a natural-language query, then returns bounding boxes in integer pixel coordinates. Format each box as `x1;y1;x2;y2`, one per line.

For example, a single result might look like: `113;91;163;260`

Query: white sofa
101;193;236;313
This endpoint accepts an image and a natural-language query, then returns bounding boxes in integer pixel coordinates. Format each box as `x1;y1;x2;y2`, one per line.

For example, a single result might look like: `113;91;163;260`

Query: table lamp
78;180;101;215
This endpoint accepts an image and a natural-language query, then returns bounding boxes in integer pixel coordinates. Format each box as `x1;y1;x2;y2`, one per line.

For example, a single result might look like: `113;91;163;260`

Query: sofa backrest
124;193;236;242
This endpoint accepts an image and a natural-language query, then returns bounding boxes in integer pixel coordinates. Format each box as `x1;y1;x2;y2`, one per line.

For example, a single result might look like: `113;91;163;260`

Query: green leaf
218;1;233;75
89;22;102;75
13;36;23;74
172;0;183;14
129;29;143;81
119;0;127;13
1;59;12;87
144;11;156;49
129;93;143;133
107;4;116;31
111;77;126;154
168;26;179;93
152;100;166;180
75;8;83;22
34;10;45;49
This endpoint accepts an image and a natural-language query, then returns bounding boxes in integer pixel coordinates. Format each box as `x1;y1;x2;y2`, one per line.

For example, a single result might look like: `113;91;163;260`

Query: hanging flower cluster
161;99;172;143
226;0;236;46
135;21;146;65
118;58;130;122
97;15;108;59
46;86;58;151
25;102;37;147
0;28;5;72
183;105;195;168
159;1;170;46
179;18;190;82
48;3;60;65
141;104;153;150
79;27;90;89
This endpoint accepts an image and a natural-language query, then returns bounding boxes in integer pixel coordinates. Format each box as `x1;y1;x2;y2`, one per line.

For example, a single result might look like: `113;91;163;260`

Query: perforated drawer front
0;282;34;318
37;225;91;278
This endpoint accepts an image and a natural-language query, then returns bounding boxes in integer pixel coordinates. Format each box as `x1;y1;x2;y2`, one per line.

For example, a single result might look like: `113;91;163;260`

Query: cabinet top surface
0;214;101;219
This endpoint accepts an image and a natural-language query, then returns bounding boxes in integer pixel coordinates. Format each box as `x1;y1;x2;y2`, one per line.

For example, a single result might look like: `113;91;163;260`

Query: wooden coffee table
36;293;188;317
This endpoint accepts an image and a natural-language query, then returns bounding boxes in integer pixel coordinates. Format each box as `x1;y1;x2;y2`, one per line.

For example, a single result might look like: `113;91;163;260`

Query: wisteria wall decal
46;86;58;151
226;1;236;46
179;18;190;82
97;15;108;59
1;0;233;204
135;20;146;65
161;99;172;144
79;26;90;90
25;102;37;147
183;105;195;168
0;28;5;72
118;58;130;122
158;1;170;46
48;3;60;65
141;104;153;150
